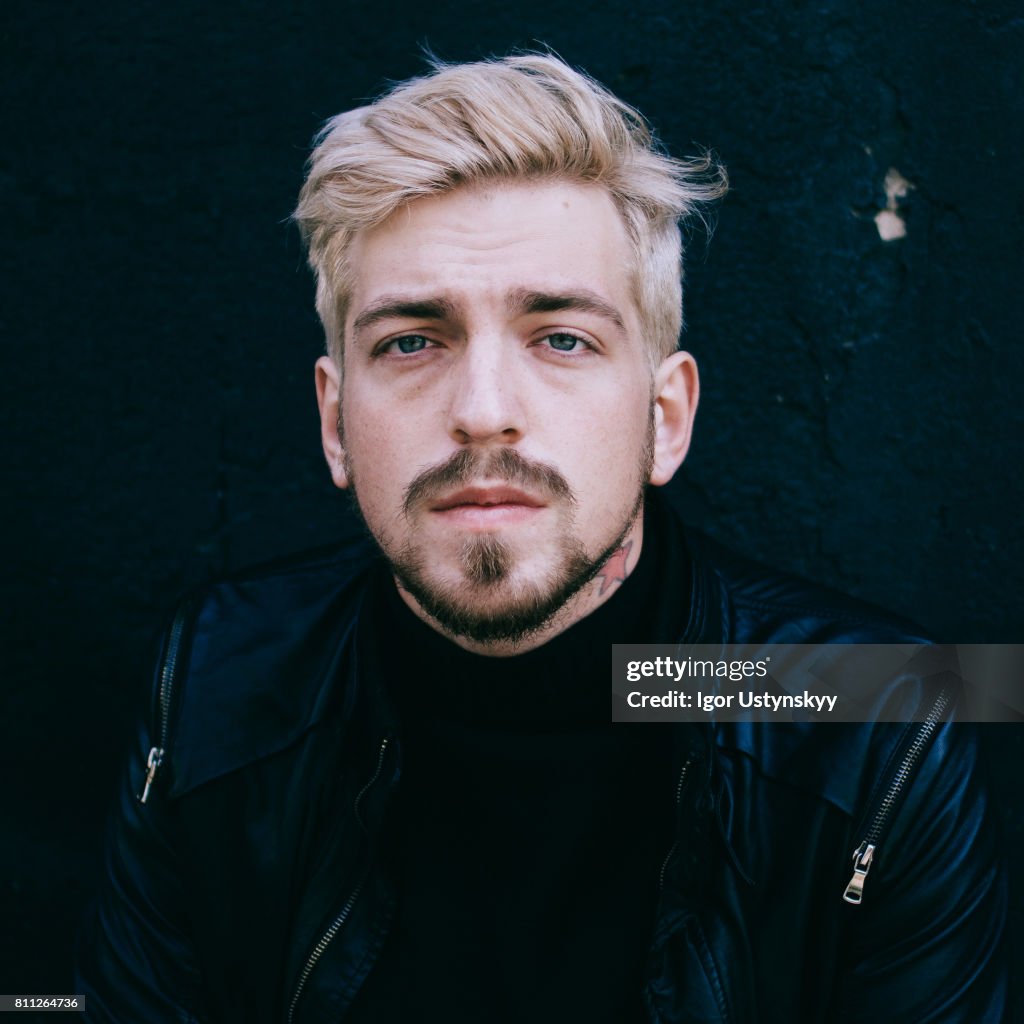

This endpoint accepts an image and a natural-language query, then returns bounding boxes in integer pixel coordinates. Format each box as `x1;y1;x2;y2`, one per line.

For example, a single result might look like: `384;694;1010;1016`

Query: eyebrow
349;287;627;336
507;288;626;332
351;296;459;335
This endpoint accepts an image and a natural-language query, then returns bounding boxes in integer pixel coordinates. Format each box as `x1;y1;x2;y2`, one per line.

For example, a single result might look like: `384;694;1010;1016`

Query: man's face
317;181;689;649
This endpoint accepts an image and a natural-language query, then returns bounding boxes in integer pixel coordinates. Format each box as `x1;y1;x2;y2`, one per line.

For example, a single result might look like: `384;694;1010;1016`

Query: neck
394;514;645;657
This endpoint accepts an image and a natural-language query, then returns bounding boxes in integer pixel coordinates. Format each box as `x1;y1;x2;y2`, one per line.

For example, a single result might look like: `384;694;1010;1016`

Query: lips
431;486;546;512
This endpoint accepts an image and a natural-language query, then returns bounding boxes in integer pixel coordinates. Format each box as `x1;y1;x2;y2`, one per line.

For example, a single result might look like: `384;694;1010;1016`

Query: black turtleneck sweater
348;498;689;1023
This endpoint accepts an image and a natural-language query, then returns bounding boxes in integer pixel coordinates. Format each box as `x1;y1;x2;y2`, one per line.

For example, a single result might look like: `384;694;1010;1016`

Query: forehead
346;180;637;325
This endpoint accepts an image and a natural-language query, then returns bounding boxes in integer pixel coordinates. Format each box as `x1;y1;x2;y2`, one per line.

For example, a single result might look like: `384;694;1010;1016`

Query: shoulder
188;537;378;646
681;520;931;645
668;509;940;818
158;537;379;797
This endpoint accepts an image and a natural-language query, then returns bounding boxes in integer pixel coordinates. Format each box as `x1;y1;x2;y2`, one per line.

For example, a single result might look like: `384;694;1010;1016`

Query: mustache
402;448;574;516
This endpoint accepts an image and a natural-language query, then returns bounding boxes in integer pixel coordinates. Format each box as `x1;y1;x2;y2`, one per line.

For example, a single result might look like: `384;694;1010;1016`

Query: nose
445;337;525;446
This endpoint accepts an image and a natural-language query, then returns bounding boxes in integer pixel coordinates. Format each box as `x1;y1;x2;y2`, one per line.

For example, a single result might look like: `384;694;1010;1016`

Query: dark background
3;0;1022;1012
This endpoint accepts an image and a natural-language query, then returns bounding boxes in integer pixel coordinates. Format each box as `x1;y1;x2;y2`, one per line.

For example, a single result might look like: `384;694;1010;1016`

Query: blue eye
390;335;430;354
545;333;584;352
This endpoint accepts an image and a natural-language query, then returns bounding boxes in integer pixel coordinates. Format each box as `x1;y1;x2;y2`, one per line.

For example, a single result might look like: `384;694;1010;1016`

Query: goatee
344;419;654;645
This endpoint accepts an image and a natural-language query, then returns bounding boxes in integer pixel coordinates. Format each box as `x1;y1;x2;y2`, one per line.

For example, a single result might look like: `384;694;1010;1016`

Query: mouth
430;485;546;527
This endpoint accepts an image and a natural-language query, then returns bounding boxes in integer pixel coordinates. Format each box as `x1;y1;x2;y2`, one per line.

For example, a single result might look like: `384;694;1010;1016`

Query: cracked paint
875;167;913;241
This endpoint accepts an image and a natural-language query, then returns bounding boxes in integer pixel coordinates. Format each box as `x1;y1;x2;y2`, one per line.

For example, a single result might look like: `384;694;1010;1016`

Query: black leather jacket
77;509;1008;1023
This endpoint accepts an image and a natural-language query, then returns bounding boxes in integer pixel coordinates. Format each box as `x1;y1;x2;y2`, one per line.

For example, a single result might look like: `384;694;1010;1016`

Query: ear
649;350;699;486
315;355;349;490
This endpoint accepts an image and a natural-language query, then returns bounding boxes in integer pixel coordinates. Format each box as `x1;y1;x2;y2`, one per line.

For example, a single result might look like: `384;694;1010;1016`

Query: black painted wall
3;0;1022;1007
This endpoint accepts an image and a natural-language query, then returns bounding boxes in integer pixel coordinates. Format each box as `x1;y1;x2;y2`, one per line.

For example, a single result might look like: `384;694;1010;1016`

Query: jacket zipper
287;736;391;1024
653;757;732;1022
658;759;693;890
138;602;192;804
841;686;953;905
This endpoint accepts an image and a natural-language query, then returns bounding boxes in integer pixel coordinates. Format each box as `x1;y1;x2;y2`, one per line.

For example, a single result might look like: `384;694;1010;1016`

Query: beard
344;412;655;645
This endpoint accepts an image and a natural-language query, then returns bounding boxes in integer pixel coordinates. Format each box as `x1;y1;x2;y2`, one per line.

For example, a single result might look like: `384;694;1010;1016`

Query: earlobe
649;351;699;486
315;355;349;490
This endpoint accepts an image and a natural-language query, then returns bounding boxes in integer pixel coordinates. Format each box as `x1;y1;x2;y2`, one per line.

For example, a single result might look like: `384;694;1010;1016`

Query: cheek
342;396;442;523
559;393;652;496
340;404;402;503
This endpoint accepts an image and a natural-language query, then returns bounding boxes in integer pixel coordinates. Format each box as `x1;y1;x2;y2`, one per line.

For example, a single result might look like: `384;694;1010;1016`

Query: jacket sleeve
832;717;1008;1023
76;686;208;1022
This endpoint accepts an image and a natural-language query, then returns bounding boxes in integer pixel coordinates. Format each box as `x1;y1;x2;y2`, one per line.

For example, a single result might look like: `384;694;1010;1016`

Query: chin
394;546;598;646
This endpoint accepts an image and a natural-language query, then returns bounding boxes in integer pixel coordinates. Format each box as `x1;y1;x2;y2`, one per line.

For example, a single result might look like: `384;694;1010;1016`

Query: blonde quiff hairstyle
293;53;728;369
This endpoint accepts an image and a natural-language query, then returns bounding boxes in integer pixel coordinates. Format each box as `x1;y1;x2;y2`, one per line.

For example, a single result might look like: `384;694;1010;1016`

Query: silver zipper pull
842;841;875;904
138;746;165;804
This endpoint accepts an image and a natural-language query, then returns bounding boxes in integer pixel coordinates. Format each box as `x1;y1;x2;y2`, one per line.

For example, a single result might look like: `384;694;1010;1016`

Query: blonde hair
293;53;727;368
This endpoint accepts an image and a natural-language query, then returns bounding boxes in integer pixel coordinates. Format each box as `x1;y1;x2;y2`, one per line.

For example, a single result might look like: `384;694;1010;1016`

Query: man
78;54;1006;1022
